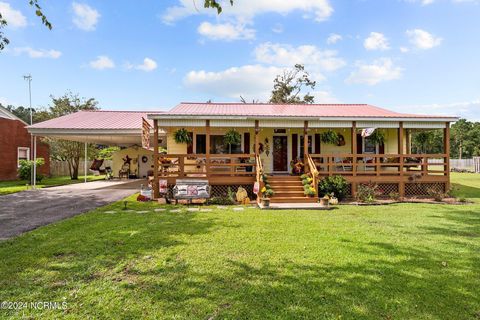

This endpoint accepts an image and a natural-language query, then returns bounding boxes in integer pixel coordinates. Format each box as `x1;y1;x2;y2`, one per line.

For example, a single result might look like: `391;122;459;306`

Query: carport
27;110;166;186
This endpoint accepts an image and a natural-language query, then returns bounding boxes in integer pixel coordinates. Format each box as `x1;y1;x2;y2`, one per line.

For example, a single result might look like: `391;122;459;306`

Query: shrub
356;182;381;203
18;158;45;182
206;196;236;205
302;178;310;185
388;192;400;201
300;174;309;180
263;189;275;198
318;175;349;200
426;187;446;202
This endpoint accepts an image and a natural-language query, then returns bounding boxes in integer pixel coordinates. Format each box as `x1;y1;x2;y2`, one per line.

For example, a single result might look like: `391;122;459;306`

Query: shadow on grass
452;183;480;202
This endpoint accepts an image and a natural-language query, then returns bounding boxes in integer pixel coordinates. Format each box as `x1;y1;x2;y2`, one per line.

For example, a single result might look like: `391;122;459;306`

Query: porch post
33;135;37;189
153;119;159;199
303;121;309;160
84;141;87;183
351;121;357;196
406;129;411;154
398;122;405;198
444;122;451;190
206;120;210;176
254;120;260;154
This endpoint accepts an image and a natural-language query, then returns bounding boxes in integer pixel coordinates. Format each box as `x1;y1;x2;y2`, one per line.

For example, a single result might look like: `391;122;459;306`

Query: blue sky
0;0;479;120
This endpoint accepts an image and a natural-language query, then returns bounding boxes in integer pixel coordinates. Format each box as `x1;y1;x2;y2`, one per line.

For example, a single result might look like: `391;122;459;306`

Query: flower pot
329;197;338;205
262;198;271;208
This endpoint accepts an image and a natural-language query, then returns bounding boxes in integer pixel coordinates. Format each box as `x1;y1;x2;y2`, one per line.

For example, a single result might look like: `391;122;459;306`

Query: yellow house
148;102;458;203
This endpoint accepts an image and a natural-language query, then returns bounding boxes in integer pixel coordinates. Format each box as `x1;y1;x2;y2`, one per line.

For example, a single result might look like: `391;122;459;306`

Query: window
195;134;242;154
299;135;313;158
363;137;377;154
17;147;30;167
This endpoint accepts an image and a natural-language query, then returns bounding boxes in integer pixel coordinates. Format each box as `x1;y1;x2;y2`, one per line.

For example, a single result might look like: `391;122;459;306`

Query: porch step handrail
306;154;319;197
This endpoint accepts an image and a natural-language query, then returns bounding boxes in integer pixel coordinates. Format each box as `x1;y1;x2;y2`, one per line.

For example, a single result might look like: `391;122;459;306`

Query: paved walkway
0;180;144;240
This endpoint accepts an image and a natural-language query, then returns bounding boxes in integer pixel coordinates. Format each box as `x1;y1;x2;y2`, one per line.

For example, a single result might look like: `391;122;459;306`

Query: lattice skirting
165;184;255;199
211;185;255;199
405;182;446;196
377;183;399;196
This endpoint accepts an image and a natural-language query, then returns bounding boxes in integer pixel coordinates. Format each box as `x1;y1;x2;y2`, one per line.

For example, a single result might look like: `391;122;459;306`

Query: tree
0;1;51;50
269;64;317;104
0;0;230;51
40;92;99;180
451;119;474;159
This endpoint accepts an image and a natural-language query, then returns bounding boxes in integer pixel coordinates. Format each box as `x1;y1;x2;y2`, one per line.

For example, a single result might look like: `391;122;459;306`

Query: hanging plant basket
224;129;241;146
173;128;192;144
320;130;339;145
369;130;385;145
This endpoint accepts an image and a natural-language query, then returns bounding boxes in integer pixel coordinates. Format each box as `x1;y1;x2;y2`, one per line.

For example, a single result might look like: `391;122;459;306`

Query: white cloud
254;42;346;73
326;33;342;45
0;96;9;105
197;21;255;41
406;29;442;50
184;64;283;100
393;99;480;121
346;58;403;85
13;47;62;59
364;32;390;51
162;0;333;24
400;47;410;53
89;55;115;70
406;0;479;5
0;2;27;28
72;2;100;31
131;57;158;72
312;90;340;103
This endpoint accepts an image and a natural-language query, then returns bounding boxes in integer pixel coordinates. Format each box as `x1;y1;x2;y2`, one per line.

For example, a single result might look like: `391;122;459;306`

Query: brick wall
0;118;50;181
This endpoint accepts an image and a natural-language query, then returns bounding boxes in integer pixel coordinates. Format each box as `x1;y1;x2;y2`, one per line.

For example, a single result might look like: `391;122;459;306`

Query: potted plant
290;158;304;175
261;187;275;207
174;128;192;144
223;129;241;154
304;186;316;197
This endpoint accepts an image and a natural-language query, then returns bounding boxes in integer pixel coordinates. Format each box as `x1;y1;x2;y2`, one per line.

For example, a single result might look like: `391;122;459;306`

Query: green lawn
0;175;106;195
0;174;479;319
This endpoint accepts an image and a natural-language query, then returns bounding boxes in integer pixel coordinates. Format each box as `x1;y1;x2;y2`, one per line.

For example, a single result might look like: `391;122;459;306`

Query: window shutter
187;132;193;154
314;134;320;154
244;132;250;154
292;134;298;160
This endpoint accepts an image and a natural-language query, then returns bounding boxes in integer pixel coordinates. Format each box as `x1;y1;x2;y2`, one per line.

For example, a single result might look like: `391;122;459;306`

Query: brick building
0;106;50;181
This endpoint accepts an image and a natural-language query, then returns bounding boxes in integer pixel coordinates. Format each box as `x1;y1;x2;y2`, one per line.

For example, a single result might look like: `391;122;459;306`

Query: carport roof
27;110;166;146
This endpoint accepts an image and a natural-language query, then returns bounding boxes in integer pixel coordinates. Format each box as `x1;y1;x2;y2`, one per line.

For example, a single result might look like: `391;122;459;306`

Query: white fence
429;158;480;173
50;160;113;177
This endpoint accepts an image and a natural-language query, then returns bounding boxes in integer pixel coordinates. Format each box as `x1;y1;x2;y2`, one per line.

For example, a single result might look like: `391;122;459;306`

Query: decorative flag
159;179;167;194
253;182;260;194
361;128;376;138
142;117;151;150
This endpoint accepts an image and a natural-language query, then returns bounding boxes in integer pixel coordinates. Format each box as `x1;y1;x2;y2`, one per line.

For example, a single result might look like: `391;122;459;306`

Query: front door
273;136;288;171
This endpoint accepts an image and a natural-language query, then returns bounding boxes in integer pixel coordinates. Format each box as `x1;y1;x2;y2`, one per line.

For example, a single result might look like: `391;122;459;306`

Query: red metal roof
162;102;454;119
29;110;163;130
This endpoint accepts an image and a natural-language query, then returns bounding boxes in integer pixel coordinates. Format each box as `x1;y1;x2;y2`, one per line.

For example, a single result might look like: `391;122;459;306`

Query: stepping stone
136;211;149;214
170;209;182;213
154;208;166;212
123;210;136;213
104;210;116;214
200;209;213;212
233;207;244;211
187;208;199;212
216;206;227;209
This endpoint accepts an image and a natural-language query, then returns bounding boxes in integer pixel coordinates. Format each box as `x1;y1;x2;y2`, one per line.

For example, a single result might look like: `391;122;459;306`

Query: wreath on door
141;156;148;163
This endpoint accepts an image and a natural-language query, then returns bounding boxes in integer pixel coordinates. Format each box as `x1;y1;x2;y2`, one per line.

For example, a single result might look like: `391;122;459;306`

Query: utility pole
23;74;34;187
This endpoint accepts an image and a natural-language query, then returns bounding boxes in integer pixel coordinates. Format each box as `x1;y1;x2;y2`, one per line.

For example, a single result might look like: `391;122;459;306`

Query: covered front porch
149;115;452;200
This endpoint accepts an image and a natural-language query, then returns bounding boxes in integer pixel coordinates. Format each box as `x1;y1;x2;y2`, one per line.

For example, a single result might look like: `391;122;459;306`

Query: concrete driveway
0;180;144;240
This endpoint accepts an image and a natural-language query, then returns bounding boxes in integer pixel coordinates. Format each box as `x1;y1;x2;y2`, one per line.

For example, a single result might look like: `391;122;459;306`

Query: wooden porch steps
266;175;318;204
